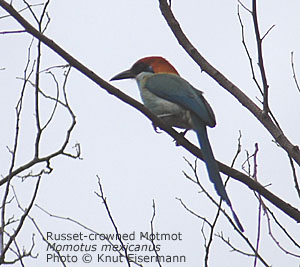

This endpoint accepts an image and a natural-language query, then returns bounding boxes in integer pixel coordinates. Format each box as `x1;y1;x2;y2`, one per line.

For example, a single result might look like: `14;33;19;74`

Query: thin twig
206;131;243;266
237;5;263;95
35;204;142;266
288;155;300;199
95;175;132;267
264;206;300;258
265;206;300;251
216;232;255;257
291;51;300;92
261;25;275;41
1;0;299;224
40;71;59;131
252;143;262;267
185;157;270;267
183;159;270;267
238;0;251;13
252;0;270;114
176;197;212;227
0;30;26;34
150;200;162;267
0;38;35;260
0;177;41;264
158;0;300;165
0;3;44;19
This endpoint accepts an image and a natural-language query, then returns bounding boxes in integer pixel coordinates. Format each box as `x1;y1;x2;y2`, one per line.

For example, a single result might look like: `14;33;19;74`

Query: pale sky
1;0;300;266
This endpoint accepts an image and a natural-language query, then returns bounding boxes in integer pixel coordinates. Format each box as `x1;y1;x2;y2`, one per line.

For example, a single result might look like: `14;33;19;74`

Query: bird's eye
132;62;154;75
147;65;154;72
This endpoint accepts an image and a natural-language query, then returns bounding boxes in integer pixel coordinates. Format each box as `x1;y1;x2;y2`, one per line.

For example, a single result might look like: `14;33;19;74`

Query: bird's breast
138;84;193;129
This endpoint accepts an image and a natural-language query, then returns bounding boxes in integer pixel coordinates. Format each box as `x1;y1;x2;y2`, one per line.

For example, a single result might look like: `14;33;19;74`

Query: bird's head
110;56;179;81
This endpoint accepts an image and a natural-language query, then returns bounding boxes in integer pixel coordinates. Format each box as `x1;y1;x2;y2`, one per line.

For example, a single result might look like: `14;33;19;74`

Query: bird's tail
191;114;244;232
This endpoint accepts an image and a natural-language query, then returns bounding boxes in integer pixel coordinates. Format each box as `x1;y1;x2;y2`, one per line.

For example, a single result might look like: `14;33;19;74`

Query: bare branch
182;159;270;267
35;204;142;266
264;206;300;258
216;232;255;257
0;176;41;264
261;24;275;41
40;64;70;73
252;143;263;267
5;228;37;265
237;5;263;95
22;0;39;24
23;207;69;267
205;132;243;266
252;0;271;114
0;3;79;262
238;0;251;13
291;51;300;93
1;0;299;224
149;200;162;267
0;29;25;34
157;0;300;165
0;2;43;19
176;197;212;228
288;155;300;199
0;64;79;186
265;206;300;251
40;71;59;131
95;175;132;267
1;38;35;258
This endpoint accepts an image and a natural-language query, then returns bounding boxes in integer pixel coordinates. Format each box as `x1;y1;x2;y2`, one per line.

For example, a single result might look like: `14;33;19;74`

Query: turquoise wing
145;73;216;127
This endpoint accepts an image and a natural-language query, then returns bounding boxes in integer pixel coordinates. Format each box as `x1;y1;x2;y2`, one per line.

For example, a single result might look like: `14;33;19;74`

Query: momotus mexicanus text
110;56;244;232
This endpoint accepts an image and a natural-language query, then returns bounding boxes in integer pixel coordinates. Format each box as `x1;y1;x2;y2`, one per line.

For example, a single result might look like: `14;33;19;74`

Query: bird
110;56;244;232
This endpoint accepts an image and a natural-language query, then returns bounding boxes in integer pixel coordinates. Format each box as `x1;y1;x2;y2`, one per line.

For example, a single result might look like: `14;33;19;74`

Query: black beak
110;69;135;81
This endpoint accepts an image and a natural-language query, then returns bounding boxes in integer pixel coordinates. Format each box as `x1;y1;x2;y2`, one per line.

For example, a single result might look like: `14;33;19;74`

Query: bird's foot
152;123;162;134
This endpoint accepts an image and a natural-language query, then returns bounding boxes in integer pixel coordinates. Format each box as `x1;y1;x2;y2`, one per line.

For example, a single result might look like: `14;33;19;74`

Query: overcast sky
1;0;300;266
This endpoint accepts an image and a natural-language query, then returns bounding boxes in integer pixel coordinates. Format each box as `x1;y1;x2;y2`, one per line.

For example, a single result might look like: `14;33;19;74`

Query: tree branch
95;176;132;267
252;0;270;114
1;0;299;225
291;51;300;93
0;176;41;264
157;0;300;166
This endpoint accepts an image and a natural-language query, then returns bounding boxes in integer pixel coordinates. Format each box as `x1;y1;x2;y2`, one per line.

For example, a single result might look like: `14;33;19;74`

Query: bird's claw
152;123;162;134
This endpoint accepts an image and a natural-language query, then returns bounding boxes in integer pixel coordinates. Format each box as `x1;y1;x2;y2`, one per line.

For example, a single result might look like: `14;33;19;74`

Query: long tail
191;115;244;232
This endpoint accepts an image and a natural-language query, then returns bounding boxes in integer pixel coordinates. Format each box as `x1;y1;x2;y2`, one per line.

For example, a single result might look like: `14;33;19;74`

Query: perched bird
110;56;243;232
